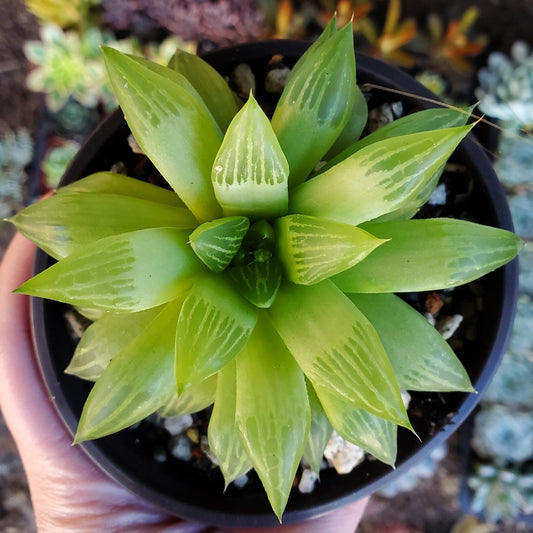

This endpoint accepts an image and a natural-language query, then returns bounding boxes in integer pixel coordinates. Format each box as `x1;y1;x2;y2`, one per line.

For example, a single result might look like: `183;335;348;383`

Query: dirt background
0;0;532;531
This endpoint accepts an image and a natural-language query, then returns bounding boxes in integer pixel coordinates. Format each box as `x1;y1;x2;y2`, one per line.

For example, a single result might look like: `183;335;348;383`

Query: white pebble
169;435;192;461
298;469;319;493
324;431;365;474
437;314;464;340
233;474;249;488
265;67;291;94
163;414;194;435
428;183;447;205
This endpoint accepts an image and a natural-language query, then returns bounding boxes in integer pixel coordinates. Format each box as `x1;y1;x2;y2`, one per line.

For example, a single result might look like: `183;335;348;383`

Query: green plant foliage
0;129;33;219
12;19;522;519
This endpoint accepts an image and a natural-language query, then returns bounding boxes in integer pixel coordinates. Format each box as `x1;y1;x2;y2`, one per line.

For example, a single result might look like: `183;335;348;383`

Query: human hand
0;233;368;533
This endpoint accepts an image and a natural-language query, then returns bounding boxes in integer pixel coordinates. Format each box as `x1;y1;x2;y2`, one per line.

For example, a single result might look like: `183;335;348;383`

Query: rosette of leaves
469;464;533;523
476;41;533;130
10;19;522;520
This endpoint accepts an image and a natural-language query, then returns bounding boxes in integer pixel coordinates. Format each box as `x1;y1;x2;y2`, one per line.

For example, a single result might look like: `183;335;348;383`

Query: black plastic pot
31;41;519;528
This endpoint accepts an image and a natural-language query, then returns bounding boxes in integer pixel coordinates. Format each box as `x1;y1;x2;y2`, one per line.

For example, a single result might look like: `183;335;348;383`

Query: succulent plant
23;23;123;112
472;405;533;463
483;351;533;408
0;130;34;219
476;41;533;129
24;0;99;29
42;141;81;189
9;19;522;519
469;463;533;523
23;25;185;114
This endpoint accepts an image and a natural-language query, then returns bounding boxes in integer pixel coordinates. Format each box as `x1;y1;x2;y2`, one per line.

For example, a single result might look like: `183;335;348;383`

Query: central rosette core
189;216;281;309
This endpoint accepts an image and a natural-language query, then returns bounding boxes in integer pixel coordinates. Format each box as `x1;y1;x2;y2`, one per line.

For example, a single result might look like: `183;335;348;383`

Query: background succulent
10;19;522;519
469;464;533;524
0;129;33;219
476;41;533;130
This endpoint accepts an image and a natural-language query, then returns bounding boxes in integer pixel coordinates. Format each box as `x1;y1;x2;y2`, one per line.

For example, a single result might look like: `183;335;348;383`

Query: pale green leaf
303;381;332;474
348;293;475;392
16;228;204;312
189;216;249;272
158;375;217;417
75;299;182;442
275;214;388;285
291;126;472;226
321;106;474;173
333;219;524;292
212;93;289;218
324;84;368;160
315;385;398;465
175;275;257;391
208;360;253;488
66;307;163;381
168;49;239;131
235;314;310;521
228;258;282;308
271;21;356;187
10;191;197;260
102;47;222;222
269;280;410;428
57;172;185;207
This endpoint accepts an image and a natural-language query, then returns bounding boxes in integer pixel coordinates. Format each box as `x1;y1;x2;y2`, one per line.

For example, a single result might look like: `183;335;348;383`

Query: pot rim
30;41;519;527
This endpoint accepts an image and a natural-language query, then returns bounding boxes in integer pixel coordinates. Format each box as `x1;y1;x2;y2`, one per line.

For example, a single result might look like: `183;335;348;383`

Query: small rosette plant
10;19;522;520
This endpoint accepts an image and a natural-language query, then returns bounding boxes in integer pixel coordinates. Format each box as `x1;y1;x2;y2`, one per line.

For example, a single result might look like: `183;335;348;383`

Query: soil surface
0;1;532;532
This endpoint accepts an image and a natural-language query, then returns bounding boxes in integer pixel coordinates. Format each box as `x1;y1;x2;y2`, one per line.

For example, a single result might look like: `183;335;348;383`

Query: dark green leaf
333;219;524;292
168;49;239;131
271;22;356;187
235;314;310;520
102;47;222;222
269;280;410;428
175;275;257;391
275;214;387;285
228;258;282;308
348;293;475;392
291;126;472;226
75;299;183;442
189;216;249;272
212;93;289;218
16;228;204;312
208;360;253;487
10;191;197;259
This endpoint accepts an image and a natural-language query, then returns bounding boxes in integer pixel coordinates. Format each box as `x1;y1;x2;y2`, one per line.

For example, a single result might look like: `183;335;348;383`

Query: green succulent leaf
321;106;474;173
208;359;253;488
168;49;240;132
158;375;217;418
15;228;204;312
269;280;410;428
303;381;333;474
75;299;183;442
66;306;163;381
348;293;475;392
102;47;222;222
175;275;257;392
235;314;310;521
271;21;356;187
324;84;368;160
228;257;282;308
315;386;398;465
291;125;473;225
57;172;185;207
212;93;289;218
275;214;388;285
333;219;524;292
9;191;197;260
189;216;250;272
